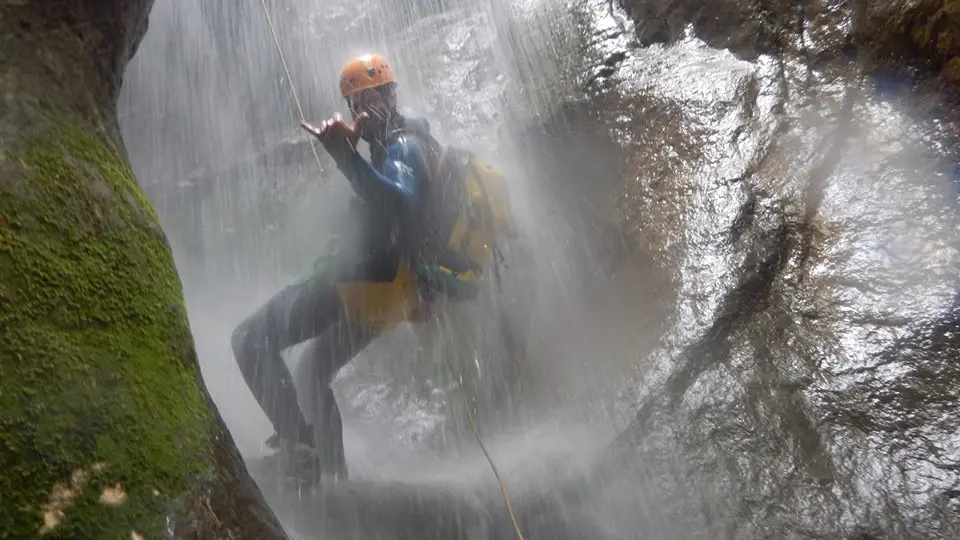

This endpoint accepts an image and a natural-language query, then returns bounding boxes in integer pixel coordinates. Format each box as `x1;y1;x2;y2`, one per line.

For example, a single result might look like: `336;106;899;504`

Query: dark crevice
729;190;758;244
582;50;629;91
617;217;795;447
751;327;839;486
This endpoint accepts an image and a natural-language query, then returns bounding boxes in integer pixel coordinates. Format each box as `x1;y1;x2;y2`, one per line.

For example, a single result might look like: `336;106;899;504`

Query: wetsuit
231;116;438;480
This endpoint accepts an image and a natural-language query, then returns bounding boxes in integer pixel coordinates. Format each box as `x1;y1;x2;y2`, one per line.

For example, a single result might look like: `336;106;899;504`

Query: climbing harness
255;3;524;538
256;0;326;178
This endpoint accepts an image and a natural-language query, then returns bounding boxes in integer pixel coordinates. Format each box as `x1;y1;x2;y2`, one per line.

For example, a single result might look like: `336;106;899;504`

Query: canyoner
231;53;513;486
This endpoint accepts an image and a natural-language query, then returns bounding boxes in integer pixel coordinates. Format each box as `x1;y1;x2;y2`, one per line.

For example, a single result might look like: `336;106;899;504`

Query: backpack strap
469;162;507;291
431;145;448;188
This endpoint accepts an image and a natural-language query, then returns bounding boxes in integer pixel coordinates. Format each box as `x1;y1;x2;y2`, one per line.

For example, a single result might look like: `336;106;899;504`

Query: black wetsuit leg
230;269;348;446
296;322;376;478
231;210;402;452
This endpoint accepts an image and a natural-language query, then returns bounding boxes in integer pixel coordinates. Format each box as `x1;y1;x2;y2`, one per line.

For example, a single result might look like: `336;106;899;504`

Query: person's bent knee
231;314;265;375
231;318;248;357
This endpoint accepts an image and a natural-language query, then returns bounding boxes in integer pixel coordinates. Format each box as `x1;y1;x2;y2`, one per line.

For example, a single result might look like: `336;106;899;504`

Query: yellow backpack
419;146;511;299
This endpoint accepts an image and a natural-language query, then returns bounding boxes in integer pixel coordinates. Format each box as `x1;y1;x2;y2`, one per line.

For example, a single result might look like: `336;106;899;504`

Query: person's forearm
337;148;420;213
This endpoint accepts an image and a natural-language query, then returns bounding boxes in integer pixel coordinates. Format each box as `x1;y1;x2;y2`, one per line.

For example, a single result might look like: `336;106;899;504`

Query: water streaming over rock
118;0;960;538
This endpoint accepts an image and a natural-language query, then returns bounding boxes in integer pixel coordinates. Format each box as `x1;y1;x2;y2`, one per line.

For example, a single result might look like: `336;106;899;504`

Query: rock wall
499;1;960;538
620;0;960;87
0;3;287;538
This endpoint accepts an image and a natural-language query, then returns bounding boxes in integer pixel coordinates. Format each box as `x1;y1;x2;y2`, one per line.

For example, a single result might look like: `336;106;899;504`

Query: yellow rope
256;0;325;176
453;374;527;540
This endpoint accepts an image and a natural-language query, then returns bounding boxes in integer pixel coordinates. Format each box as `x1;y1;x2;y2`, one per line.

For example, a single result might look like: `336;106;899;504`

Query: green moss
858;0;960;91
945;56;960;81
0;121;214;538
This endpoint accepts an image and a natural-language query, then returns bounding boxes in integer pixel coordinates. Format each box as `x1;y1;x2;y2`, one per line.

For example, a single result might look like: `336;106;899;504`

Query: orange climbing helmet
339;54;398;98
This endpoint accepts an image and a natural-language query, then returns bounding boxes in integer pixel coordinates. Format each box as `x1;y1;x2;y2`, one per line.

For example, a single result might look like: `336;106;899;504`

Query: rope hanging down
256;2;525;539
256;0;325;176
455;375;527;540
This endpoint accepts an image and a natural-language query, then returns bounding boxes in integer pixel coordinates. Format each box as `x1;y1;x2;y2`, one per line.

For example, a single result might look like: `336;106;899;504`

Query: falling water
118;0;640;537
118;0;960;538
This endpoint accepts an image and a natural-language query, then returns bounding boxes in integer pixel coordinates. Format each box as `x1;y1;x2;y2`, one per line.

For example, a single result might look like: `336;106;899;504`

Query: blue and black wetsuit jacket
333;115;444;283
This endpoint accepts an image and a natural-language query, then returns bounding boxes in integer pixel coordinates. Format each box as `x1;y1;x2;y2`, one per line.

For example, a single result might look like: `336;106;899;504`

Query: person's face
346;85;397;141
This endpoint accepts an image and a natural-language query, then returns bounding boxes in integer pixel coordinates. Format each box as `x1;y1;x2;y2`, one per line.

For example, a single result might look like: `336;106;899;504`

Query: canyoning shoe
264;432;282;451
284;445;322;487
264;432;348;486
264;424;314;451
263;437;321;487
285;451;351;487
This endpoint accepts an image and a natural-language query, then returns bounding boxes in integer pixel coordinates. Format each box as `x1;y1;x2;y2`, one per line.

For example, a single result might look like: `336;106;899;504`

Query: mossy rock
945;56;960;81
0;3;287;539
857;0;960;80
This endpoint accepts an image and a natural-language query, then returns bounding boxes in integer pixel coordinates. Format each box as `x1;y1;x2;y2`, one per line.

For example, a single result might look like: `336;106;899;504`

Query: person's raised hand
300;113;369;165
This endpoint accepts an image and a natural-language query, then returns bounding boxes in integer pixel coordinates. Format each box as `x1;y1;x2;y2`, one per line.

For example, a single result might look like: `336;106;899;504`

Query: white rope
256;0;325;176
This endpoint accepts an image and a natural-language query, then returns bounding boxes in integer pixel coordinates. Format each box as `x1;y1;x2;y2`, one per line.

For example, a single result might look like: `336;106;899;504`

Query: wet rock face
534;0;960;538
2;0;154;107
620;0;960;87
